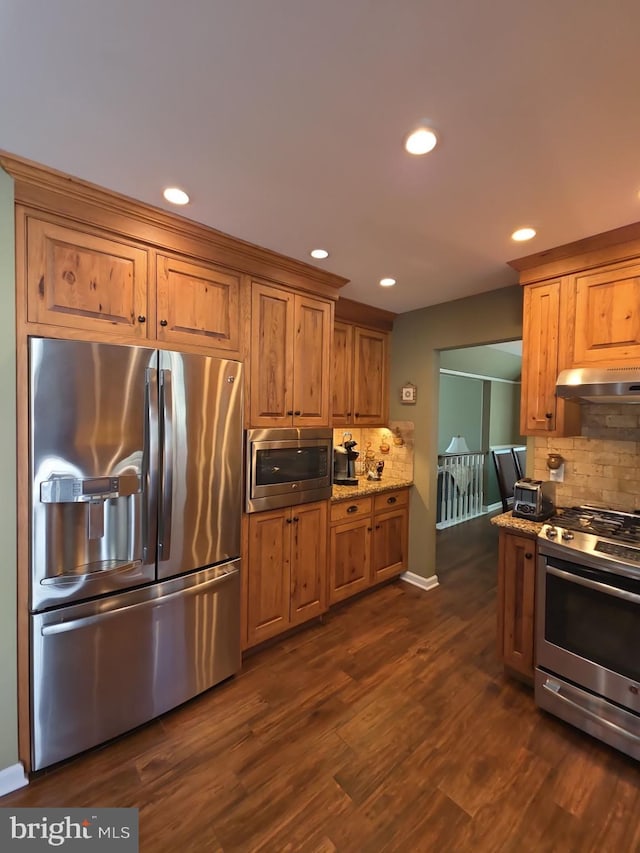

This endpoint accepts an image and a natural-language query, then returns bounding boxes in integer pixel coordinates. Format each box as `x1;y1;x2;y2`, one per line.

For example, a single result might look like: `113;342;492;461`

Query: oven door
536;551;640;715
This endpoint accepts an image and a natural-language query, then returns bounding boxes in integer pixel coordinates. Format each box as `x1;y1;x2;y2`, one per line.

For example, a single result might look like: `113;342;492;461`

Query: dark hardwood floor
3;514;639;852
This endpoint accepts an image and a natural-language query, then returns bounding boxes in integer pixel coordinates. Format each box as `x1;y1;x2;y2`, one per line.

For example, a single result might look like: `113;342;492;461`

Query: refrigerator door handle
39;567;238;636
144;366;159;565
158;368;173;560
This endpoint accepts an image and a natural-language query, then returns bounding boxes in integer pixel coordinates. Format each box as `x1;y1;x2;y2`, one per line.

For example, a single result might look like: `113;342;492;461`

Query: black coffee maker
333;434;359;486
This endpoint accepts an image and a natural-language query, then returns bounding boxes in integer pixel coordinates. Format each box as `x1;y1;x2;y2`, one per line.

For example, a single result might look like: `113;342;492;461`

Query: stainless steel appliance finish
536;506;640;760
32;560;240;770
245;427;332;513
512;478;554;521
556;366;640;403
29;338;243;769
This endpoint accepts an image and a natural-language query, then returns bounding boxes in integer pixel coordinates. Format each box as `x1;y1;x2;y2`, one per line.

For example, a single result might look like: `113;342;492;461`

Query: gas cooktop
539;505;640;570
547;505;640;543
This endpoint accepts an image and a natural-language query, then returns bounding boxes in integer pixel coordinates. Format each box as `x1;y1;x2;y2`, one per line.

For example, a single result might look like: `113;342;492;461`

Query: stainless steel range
536;505;640;760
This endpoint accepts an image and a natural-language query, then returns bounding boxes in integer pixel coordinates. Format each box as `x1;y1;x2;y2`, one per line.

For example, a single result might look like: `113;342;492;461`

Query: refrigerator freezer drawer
31;561;241;770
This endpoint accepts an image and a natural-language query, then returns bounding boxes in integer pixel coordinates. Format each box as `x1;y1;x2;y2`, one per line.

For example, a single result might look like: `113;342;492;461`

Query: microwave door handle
158;368;173;561
546;565;640;605
144;366;158;565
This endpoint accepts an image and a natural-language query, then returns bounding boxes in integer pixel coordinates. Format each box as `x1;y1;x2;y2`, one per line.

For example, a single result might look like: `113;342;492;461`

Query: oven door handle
541;679;640;746
546;564;640;605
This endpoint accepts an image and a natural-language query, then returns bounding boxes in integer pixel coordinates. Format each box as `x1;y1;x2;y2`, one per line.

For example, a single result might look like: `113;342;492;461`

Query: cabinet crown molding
508;219;640;285
0;149;349;298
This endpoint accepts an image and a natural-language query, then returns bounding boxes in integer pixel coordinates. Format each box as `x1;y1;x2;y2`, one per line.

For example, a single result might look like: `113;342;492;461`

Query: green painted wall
437;374;483;454
390;285;523;579
0;168;18;769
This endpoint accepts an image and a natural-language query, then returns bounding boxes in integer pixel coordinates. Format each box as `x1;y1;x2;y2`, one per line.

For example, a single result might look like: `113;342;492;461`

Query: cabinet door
292;295;331;426
352;327;388;425
329;516;371;604
571;261;640;365
26;215;148;338
371;506;408;584
250;283;295;426
156;254;241;353
290;501;328;625
246;509;291;646
497;532;536;681
332;321;353;425
520;281;580;437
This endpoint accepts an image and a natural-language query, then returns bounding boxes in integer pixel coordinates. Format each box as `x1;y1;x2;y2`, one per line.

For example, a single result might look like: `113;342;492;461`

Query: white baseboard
400;571;439;592
0;762;28;796
484;501;503;513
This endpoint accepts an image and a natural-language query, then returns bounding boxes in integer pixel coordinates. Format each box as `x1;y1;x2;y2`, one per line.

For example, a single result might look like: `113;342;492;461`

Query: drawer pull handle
387;496;397;504
347;505;358;513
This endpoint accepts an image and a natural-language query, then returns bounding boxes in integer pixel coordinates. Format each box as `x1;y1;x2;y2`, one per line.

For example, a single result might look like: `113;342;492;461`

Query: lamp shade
445;435;470;454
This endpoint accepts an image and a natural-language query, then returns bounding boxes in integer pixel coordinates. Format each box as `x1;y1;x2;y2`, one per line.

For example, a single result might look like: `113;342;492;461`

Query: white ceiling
2;1;640;314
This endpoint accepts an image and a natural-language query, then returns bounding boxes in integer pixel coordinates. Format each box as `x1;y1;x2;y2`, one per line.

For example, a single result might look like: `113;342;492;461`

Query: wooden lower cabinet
246;501;327;647
497;529;537;682
329;489;409;604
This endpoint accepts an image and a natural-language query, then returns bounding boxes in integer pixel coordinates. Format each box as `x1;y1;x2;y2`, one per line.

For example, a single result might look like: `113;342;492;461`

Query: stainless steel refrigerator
29;338;243;770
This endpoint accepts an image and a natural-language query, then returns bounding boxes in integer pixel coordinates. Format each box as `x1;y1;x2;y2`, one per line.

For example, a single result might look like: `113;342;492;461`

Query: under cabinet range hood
556;366;640;403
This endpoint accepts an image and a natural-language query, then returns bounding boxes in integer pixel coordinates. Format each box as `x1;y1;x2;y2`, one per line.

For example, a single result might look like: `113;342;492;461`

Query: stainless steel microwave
245;427;333;513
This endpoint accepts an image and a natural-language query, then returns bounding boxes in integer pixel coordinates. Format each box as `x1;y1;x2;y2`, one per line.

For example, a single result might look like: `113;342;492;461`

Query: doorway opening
436;340;523;530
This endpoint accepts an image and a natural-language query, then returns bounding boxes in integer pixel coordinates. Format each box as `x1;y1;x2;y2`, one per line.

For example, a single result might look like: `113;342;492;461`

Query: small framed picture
401;383;417;404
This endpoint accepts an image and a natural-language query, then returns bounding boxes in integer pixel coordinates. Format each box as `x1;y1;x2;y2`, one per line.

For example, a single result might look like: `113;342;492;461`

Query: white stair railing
436;451;485;529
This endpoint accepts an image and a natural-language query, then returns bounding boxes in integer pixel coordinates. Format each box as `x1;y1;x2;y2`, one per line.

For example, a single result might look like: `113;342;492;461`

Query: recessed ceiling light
380;278;396;287
163;187;190;205
404;125;438;155
310;248;329;259
511;227;536;242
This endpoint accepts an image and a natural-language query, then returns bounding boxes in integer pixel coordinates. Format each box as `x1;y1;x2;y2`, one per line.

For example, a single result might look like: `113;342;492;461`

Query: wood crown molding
335;297;396;331
508;220;640;284
0;149;350;300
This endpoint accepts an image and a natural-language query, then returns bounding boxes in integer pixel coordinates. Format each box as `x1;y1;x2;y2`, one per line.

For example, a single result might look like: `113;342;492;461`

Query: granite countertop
490;510;545;537
331;477;413;502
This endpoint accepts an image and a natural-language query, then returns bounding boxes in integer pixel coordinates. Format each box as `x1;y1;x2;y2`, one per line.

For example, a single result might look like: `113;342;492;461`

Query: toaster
512;478;555;521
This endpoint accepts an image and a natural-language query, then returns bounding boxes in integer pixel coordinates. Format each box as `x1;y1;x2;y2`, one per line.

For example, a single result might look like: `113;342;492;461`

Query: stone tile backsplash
532;403;640;511
332;421;414;481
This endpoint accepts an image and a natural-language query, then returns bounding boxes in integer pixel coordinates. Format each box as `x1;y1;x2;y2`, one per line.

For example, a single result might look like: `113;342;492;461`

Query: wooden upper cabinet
332;321;353;424
250;281;331;427
520;280;580;437
292;295;331;425
570;260;640;365
155;253;241;354
352;327;388;425
25;213;148;337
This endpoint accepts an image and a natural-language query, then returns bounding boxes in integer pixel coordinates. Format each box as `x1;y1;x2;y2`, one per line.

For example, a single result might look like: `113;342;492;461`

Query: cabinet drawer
373;489;408;513
330;497;372;523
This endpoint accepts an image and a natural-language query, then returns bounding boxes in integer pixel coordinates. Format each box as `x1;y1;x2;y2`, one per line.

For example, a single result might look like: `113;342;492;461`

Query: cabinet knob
293;516;299;523
294;410;301;416
525;552;533;560
367;526;372;532
160;319;168;327
545;412;553;419
347;505;358;514
287;410;294;416
346;412;351;417
375;524;381;529
354;412;359;418
387;496;397;504
286;518;293;524
137;315;146;323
